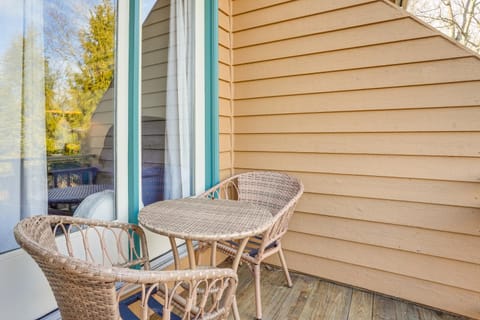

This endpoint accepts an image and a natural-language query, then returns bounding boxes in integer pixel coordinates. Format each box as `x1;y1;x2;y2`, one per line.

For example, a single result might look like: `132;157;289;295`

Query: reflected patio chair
199;171;304;320
73;190;115;221
14;215;238;320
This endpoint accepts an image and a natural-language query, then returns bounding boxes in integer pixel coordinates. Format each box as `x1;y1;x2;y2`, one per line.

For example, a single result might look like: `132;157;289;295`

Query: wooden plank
218;10;230;31
234;132;480;157
234;38;470;82
219;152;231;170
234;82;480;115
234;18;436;65
233;0;375;32
142;77;166;94
219;116;231;133
220;168;232;180
232;0;291;16
373;295;410;320
219;28;230;47
219;80;231;99
234;152;480;182
348;290;373;320
142;92;166;108
283;274;317;319
274;251;480;319
234;107;480;133
296;193;480;236
219;98;231;116
219;62;230;82
283;231;480;292
284;171;480;207
143;20;169;39
300;281;352;320
234;58;480;99
142;107;166;119
143;48;169;67
142;62;168;80
288;213;480;265
218;0;231;15
143;4;170;27
233;1;404;48
142;34;169;53
219;134;231;152
219;45;230;64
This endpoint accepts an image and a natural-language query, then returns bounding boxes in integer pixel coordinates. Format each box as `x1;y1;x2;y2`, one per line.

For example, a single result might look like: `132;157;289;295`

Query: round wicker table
139;198;274;320
139;198;273;269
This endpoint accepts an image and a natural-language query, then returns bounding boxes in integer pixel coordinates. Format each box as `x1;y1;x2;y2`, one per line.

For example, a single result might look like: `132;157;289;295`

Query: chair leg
278;247;293;288
253;264;262;320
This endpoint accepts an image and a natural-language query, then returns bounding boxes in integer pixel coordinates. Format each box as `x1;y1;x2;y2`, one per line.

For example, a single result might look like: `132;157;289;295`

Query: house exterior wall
223;0;480;318
218;0;235;180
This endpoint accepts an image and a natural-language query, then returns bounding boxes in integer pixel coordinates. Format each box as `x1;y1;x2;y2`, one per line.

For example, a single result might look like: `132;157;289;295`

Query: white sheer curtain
163;0;195;200
0;0;47;253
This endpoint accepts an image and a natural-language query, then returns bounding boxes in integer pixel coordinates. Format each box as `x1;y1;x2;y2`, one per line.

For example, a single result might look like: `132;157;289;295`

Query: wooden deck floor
232;264;471;320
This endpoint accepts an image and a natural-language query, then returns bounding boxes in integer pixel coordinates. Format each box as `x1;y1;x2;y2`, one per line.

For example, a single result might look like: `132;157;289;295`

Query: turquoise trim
205;0;219;189
128;0;140;225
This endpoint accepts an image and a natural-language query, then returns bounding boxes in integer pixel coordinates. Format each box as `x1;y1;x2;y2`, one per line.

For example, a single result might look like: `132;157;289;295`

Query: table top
48;184;113;204
139;198;274;241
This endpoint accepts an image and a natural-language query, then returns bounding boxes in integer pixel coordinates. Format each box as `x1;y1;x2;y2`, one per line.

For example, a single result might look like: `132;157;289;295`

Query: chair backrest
14;216;145;320
237;171;303;216
73;190;115;220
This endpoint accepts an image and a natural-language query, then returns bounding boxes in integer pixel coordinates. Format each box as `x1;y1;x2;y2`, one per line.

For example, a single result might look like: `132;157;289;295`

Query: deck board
232;265;472;320
122;264;471;320
348;290;374;320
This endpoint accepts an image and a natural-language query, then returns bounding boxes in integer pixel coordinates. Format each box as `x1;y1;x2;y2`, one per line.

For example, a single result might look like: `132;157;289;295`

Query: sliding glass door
0;0;119;318
0;0;118;254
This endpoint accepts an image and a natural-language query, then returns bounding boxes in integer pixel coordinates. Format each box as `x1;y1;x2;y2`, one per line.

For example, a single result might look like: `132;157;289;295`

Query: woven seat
14;215;238;320
198;171;304;320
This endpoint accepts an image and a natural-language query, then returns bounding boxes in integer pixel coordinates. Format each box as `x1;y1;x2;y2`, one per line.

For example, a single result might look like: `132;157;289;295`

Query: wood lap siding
227;0;480;318
219;0;235;180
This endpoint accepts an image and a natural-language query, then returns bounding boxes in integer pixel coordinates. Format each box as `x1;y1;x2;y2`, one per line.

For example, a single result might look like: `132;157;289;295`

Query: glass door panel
0;0;118;254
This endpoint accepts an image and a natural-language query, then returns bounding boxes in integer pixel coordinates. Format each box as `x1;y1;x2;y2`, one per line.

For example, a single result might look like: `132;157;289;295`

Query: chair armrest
117;267;238;320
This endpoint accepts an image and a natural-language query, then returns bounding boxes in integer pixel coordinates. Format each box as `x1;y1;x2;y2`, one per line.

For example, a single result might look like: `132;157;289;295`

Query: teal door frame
128;0;141;224
205;0;219;189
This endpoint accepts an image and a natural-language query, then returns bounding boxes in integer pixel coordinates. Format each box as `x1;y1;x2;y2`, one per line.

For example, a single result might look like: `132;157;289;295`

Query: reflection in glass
0;0;117;253
140;0;196;204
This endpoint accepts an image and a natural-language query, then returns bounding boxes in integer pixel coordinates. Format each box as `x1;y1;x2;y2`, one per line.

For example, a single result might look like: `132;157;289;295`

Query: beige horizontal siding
235;107;480;133
296;193;480;236
284;231;480;292
235;152;480;182
235;132;480;156
234;18;436;65
233;1;404;48
234;81;480;115
226;0;480;318
218;0;234;176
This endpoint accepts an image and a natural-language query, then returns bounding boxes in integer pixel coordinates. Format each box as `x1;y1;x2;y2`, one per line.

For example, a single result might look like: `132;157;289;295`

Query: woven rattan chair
14;215;238;320
199;171;304;320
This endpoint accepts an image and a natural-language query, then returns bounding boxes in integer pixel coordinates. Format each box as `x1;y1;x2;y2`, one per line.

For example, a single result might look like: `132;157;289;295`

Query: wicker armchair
199;171;304;320
14;215;238;320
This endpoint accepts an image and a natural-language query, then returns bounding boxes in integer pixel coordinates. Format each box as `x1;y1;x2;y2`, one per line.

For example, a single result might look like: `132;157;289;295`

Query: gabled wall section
224;0;480;318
